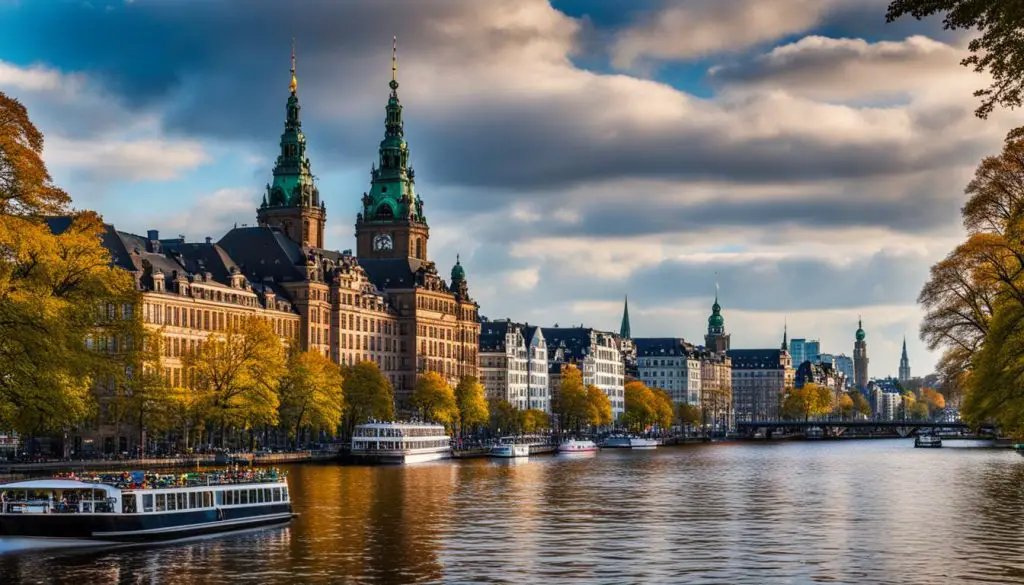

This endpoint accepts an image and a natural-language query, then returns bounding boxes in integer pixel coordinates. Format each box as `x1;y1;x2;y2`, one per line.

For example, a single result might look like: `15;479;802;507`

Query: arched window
415;238;423;259
303;220;310;243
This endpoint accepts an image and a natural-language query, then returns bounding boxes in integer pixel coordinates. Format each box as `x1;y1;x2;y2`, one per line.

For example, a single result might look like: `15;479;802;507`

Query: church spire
620;295;631;339
901;336;908;359
781;319;788;351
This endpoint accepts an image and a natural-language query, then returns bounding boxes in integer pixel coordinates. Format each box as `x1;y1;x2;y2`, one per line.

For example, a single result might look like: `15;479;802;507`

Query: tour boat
0;469;294;543
601;435;658;449
350;421;452;464
915;434;942;448
490;438;530;459
806;426;824;440
557;439;599;454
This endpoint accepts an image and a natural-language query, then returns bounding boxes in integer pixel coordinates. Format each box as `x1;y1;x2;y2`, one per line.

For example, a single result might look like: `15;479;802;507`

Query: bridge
735;420;996;439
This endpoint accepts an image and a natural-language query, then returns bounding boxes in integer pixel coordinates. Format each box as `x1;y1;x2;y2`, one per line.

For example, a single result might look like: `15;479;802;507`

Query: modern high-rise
789;338;820;367
834;354;854;387
853;318;869;390
898;337;911;382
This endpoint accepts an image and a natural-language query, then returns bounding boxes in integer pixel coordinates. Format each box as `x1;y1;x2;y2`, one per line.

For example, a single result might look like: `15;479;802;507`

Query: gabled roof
218;227;305;283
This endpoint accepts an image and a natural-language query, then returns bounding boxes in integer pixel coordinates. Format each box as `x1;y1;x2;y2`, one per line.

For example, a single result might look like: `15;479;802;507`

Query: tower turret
256;41;326;248
854;316;869;390
355;37;430;262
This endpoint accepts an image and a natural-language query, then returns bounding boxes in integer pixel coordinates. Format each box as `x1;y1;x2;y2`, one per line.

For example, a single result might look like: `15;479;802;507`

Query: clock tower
355;38;429;262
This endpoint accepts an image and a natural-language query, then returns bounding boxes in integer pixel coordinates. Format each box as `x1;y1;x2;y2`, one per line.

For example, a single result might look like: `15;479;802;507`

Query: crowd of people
54;467;288;489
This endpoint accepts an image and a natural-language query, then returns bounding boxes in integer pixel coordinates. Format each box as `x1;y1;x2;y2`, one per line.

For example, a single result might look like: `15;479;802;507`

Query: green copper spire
856;317;866;342
262;41;319;210
620;295;631;339
708;278;724;333
361;36;424;225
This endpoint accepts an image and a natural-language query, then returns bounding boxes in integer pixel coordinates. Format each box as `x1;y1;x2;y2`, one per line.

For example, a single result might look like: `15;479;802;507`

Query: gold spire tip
392;35;398;82
289;38;297;94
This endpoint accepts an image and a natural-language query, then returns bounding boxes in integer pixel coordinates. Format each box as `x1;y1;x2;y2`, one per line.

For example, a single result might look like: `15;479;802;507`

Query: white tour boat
557;439;599;454
490;438;530;459
914;434;942;448
0;469;293;543
351;421;452;464
602;435;658;449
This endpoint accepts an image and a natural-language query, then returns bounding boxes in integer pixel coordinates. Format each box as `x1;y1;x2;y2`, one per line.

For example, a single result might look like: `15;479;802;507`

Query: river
1;440;1023;584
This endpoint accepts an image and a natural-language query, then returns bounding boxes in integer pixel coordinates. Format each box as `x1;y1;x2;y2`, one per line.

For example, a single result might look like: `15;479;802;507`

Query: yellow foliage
622;381;674;431
454;376;489;434
341;360;395;437
552;364;590;431
782;383;833;421
279;349;344;445
412;371;459;432
586;385;613;427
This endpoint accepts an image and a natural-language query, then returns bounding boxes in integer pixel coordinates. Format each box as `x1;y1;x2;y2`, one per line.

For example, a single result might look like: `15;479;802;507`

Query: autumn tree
489;398;521;435
340;360;395;438
622;382;673;432
586;385;613;428
552;364;589;432
278;349;344;448
650;388;674;430
454;376;489;436
921;387;947;415
412;371;459;432
678;403;702;430
849;390;872;419
887;1;1024;119
522;409;550;433
838;394;855;420
0;92;136;437
183;316;286;446
112;327;180;455
782;384;833;422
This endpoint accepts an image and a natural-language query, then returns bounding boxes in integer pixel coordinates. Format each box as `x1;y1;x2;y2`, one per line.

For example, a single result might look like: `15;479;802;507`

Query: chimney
147;230;159;240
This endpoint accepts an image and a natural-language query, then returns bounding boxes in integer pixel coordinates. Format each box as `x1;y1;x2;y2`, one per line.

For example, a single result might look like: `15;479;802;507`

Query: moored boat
490;438;530;458
915;434;942;448
806;427;824;440
0;468;294;543
351;421;452;464
557;439;598;454
601;435;658;449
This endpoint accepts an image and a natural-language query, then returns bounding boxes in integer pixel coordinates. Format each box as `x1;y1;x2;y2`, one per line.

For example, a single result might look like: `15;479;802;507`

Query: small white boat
557;439;598;454
806;427;824;440
490;439;530;458
602;435;658;449
915;434;942;448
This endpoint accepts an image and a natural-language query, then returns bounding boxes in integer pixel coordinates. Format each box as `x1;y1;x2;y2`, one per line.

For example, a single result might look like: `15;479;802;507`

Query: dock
0;450;338;476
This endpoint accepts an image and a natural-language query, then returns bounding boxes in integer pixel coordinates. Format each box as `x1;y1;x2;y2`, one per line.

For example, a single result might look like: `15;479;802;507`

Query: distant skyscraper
805;340;820;363
854;318;869;390
817;353;835;367
835;354;854;387
789;338;806;366
899;337;911;382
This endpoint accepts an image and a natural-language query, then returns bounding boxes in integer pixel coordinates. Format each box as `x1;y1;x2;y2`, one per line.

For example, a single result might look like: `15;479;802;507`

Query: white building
523;325;550;412
633;338;702;406
478;319;530;410
544;327;625;418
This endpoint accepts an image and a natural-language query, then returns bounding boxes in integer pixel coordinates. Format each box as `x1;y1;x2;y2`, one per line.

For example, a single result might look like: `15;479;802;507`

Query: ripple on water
2;441;1024;584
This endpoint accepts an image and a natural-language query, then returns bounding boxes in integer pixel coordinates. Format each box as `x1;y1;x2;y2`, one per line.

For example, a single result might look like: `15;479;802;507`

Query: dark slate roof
479;320;528;353
541;327;617;361
358;257;426;291
634;338;685;357
218;227;305;283
522;325;541;345
727;349;787;369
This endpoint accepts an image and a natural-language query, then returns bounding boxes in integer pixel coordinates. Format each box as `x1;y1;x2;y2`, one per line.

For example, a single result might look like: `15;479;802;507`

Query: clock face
373;233;394;251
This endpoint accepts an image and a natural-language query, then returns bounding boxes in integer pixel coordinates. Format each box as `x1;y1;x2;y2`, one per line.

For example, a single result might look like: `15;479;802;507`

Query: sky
2;0;1020;379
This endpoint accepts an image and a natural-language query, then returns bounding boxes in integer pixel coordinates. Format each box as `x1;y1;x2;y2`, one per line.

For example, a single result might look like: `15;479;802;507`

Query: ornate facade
228;44;480;406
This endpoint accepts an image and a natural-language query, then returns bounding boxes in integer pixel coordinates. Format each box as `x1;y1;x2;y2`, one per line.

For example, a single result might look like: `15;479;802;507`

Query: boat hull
352;449;451;464
490;445;530;458
0;503;294;542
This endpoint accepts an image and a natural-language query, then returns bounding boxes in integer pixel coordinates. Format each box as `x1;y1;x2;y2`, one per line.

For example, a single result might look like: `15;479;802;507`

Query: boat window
123;494;137;514
258;489;264;504
240;490;248;505
93;489;105;501
178;493;187;510
249;489;256;503
189;492;197;509
167;493;177;511
143;494;154;513
282;487;289;501
215;490;224;506
273;488;281;502
204;492;213;508
155;494;166;512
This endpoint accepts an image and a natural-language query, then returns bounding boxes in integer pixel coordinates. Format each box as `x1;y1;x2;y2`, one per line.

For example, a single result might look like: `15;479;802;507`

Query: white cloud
46;136;208;181
159;188;259;241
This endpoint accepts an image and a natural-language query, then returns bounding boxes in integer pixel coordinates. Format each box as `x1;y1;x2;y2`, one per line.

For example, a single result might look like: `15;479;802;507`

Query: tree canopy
621;381;673;432
586;385;613;428
279;348;344;448
552;364;589;432
411;371;459;432
341;361;395;437
454;376;489;435
887;1;1024;120
781;384;833;421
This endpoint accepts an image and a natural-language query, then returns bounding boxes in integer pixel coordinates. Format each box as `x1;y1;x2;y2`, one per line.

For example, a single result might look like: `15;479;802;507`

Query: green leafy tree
454;376;489;436
279;349;344;448
411;371;459;432
678;403;702;429
340;360;395;438
489;398;521;435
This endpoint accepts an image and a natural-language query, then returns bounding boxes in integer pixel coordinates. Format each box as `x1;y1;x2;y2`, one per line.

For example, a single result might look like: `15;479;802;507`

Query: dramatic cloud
709;35;973;100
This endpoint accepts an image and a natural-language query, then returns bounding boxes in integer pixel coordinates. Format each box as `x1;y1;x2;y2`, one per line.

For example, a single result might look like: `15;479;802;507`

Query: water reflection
2;441;1024;584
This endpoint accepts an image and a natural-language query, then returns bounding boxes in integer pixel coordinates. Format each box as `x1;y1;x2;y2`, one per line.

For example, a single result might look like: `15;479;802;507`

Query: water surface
2;440;1023;584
